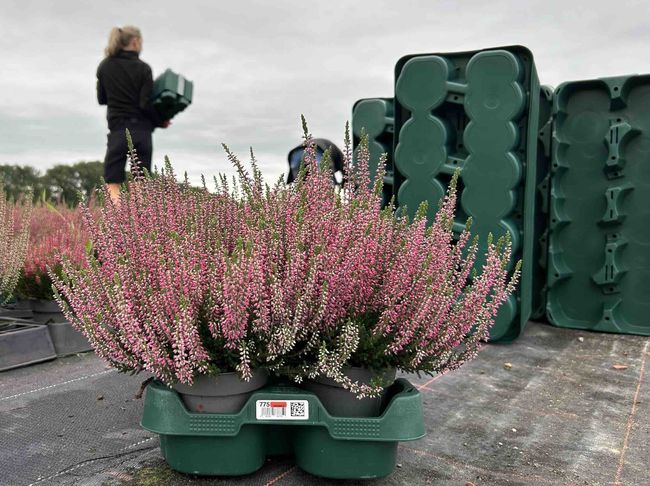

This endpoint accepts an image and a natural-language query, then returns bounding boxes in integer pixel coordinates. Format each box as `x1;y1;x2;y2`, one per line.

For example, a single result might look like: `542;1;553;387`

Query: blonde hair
105;26;141;57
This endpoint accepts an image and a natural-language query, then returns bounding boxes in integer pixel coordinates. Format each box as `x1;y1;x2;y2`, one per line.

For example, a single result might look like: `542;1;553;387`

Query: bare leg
107;183;121;205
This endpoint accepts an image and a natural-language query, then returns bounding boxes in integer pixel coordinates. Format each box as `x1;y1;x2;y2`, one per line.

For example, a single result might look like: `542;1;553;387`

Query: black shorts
104;118;153;183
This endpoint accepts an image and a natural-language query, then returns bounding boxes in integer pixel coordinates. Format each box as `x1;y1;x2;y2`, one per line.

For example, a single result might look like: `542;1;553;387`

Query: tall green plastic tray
392;45;541;342
531;86;554;320
352;97;395;207
141;379;425;479
547;74;650;335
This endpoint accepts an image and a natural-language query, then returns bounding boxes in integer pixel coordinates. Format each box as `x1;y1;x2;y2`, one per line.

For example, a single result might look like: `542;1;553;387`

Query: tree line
0;161;103;206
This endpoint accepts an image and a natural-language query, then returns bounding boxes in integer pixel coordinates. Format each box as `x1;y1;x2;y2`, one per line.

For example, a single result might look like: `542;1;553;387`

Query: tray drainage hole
617;118;622;122
555;273;559;277
553;163;559;168
607;249;613;252
609;287;615;292
605;316;611;320
614;87;619;91
453;95;459;100
611;156;617;160
551;219;557;223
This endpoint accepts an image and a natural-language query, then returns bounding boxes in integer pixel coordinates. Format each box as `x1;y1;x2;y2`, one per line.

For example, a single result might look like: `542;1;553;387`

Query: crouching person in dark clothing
97;25;169;203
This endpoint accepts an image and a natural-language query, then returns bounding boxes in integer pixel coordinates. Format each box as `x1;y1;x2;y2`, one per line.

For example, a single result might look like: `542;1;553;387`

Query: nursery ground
0;321;648;486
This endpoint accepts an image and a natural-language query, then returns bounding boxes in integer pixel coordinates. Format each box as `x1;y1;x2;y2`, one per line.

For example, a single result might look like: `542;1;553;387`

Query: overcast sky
2;0;650;184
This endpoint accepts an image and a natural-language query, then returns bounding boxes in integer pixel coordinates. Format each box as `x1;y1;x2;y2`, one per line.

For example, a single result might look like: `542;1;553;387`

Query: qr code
290;401;306;417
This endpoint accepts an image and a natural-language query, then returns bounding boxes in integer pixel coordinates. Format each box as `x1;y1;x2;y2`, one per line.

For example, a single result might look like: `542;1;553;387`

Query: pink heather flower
1;184;31;302
52;120;519;394
24;203;89;276
17;202;91;300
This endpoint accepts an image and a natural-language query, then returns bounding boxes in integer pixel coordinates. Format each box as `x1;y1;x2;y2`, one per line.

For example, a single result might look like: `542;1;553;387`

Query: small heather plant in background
0;182;32;304
52;121;519;394
16;201;89;300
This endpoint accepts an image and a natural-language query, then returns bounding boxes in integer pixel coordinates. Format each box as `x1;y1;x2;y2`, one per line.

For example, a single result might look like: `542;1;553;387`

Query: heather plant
52;121;519;395
16;201;89;300
228;121;521;397
52;148;267;385
0;183;32;304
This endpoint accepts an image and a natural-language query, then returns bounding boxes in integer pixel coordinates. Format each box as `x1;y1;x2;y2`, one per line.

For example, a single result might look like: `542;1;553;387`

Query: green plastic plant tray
531;86;554;320
141;378;425;479
152;68;193;121
352;97;395;207
393;45;541;342
547;74;650;336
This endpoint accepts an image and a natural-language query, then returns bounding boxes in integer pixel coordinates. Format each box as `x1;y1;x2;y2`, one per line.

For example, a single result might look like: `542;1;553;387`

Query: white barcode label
256;399;309;420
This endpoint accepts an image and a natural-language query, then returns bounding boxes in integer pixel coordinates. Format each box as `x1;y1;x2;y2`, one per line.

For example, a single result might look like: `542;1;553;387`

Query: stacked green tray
393;46;541;342
152;68;193;120
547;75;650;335
531;86;554;320
352;98;395;207
142;379;425;479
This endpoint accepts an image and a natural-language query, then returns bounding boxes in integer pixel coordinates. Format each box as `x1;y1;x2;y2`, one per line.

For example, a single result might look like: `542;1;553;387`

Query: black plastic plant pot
22;299;91;356
28;299;66;324
172;369;269;413
301;367;397;417
0;318;56;371
141;378;425;479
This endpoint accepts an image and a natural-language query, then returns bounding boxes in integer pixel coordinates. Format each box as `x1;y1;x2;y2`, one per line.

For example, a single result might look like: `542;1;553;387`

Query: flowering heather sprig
0;183;32;303
52;118;519;393
126;129;146;179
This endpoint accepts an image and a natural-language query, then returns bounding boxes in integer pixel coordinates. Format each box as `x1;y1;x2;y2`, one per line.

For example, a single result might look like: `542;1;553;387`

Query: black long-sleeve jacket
96;50;163;130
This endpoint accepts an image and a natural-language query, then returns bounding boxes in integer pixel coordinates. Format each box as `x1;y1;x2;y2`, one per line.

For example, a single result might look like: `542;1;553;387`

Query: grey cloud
2;0;650;184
